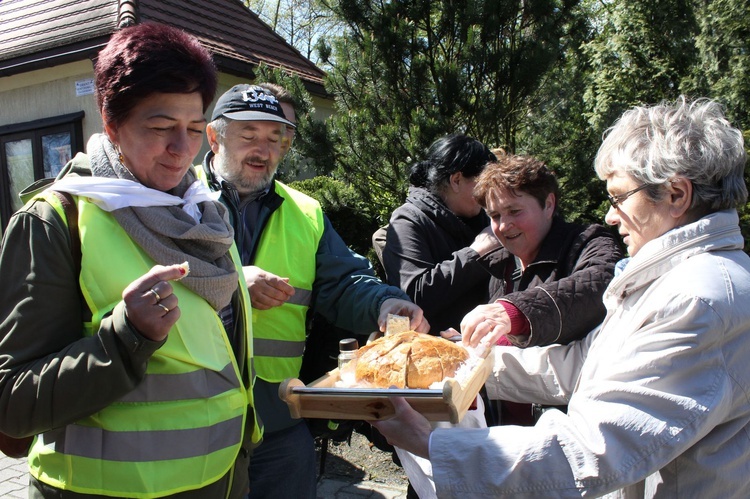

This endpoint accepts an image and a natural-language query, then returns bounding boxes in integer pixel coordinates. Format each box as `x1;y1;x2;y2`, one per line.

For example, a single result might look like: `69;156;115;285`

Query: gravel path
315;425;410;489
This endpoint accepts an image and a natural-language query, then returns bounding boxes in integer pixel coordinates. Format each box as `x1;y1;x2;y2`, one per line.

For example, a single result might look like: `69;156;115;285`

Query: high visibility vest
27;192;260;498
251;181;324;382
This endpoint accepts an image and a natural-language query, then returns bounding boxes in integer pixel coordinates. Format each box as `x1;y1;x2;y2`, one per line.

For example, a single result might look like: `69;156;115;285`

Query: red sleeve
496;300;530;345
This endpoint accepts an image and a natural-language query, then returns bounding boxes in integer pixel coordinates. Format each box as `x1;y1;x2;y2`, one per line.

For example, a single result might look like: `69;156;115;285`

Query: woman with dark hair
0;23;259;498
379;134;497;498
382;134;499;334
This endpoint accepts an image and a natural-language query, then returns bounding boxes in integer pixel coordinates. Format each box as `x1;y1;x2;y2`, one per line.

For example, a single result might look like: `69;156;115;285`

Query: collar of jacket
406;185;489;240
605;209;744;302
201;150;223;192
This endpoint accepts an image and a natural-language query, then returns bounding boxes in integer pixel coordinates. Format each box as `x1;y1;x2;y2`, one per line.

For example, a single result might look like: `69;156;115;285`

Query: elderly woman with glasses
372;97;750;498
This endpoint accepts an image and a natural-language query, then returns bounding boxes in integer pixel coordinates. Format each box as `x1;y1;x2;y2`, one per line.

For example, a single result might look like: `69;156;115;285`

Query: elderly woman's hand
460;302;512;350
370;396;432;459
122;264;188;341
378;298;430;333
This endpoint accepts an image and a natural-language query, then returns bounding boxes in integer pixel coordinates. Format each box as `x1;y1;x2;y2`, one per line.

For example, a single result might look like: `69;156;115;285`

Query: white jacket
431;210;750;498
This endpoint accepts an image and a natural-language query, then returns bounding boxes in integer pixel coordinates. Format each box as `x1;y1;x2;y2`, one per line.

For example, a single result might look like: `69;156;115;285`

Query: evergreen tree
528;0;701;226
317;0;580;222
683;0;750;131
252;64;336;183
682;0;750;246
521;1;608;225
245;0;750;250
581;0;699;131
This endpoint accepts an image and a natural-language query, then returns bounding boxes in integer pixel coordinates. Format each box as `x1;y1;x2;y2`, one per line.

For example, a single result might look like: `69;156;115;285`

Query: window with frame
0;112;84;231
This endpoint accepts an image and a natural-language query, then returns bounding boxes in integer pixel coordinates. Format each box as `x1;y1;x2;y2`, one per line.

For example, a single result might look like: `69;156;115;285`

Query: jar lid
339;338;359;351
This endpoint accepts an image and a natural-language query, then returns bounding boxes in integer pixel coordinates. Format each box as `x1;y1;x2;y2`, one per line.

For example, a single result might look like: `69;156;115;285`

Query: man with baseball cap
198;84;429;498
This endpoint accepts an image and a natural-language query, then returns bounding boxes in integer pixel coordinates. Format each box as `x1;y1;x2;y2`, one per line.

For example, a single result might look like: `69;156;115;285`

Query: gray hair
594;96;747;212
209;116;230;139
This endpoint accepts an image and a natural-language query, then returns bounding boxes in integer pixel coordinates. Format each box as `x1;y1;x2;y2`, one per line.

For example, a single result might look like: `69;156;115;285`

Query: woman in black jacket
382;134;499;334
380;134;498;499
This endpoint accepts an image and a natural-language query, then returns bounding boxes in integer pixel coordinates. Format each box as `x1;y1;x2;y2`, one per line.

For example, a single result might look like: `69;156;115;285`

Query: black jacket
383;186;499;333
489;217;623;347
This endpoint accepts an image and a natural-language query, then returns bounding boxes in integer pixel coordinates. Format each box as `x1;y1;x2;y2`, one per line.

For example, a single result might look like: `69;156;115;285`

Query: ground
315;424;409;488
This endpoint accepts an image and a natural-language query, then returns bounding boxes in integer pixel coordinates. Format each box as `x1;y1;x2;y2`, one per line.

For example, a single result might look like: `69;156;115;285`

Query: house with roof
0;0;330;230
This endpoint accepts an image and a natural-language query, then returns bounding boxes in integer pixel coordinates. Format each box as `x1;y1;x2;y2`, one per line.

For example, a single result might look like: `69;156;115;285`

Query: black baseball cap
211;84;296;128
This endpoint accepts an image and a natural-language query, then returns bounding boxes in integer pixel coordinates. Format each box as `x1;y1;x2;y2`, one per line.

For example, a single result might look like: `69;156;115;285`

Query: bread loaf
354;331;469;388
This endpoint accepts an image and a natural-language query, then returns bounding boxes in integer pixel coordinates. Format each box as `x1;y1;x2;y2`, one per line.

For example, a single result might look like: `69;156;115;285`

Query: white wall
0;60;102;140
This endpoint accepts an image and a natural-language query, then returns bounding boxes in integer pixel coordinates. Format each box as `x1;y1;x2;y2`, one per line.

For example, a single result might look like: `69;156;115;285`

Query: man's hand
378;298;430;333
122;264;187;341
370;396;432;459
460;302;511;348
243;266;295;310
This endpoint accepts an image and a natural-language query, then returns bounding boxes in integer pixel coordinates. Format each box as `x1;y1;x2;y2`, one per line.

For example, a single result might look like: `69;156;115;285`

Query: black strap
51;190;89;320
504;256;524;294
511;255;523;292
51;190;81;277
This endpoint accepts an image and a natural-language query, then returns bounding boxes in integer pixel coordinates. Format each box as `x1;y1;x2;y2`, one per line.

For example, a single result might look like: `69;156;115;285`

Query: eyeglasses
607;184;649;209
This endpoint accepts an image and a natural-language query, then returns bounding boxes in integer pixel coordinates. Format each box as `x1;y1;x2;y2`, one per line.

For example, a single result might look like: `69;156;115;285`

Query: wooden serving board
279;354;492;424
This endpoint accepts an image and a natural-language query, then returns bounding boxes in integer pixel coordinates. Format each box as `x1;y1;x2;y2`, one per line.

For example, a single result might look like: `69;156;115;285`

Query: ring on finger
148;287;161;302
157;303;170;313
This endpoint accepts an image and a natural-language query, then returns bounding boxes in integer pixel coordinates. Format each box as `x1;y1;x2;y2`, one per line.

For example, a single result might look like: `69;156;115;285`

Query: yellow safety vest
251;181;324;382
27;192;260;498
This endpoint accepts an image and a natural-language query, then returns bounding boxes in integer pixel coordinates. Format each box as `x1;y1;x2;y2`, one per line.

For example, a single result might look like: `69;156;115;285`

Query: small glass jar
338;338;359;384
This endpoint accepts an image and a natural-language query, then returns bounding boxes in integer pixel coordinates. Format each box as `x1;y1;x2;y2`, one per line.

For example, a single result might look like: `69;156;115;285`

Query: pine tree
581;0;699;131
317;0;580;221
683;0;750;131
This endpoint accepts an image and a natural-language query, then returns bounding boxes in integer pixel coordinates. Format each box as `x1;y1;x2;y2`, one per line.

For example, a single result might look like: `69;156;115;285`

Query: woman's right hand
121;264;187;341
460;302;511;350
370;396;432;459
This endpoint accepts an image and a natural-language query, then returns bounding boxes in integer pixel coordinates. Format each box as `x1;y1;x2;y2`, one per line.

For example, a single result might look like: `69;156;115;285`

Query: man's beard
213;153;275;198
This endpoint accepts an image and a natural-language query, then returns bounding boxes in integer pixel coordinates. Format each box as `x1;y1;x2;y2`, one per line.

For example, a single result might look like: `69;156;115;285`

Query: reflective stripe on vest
38;415;243;461
117;362;239;402
27;193;258;497
287;286;313;306
252;181;323;382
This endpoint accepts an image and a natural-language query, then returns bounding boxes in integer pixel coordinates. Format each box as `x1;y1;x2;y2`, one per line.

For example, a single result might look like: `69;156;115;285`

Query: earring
114;144;124;164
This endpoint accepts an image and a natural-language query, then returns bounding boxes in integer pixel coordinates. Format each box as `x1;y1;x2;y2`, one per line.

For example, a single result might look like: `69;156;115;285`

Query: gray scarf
88;134;238;310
